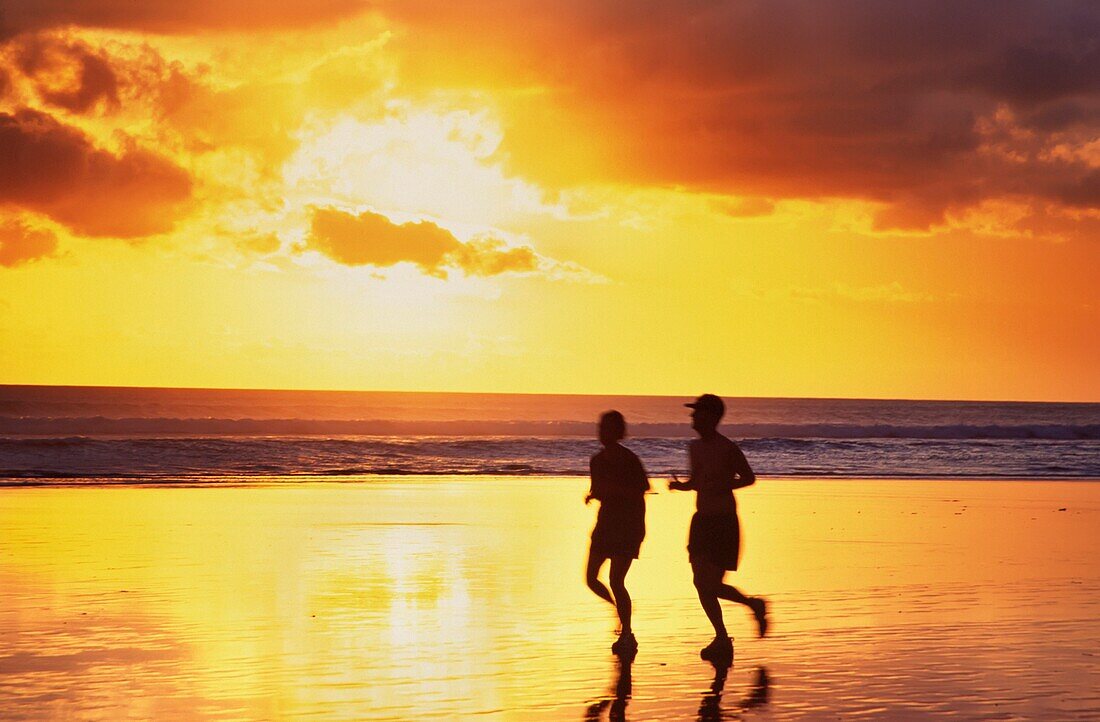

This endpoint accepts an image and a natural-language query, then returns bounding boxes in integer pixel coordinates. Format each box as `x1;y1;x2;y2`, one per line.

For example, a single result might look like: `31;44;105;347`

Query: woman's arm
634;453;651;492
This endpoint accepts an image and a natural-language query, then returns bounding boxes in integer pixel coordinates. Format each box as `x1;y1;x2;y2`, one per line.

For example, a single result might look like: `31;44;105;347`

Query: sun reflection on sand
1;479;1099;719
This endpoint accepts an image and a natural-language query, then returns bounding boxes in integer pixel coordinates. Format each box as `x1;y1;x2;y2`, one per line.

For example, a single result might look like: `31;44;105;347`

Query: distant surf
3;417;1100;439
2;386;1098;481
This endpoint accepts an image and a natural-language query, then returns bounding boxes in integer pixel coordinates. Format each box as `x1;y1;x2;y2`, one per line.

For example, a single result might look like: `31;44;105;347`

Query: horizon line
1;382;1097;406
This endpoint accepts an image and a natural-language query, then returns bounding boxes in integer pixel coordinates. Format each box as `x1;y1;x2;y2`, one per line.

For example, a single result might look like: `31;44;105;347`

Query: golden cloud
306;207;540;278
0;217;58;266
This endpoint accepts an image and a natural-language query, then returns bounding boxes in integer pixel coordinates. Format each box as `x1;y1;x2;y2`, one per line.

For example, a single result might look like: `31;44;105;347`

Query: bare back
688;434;753;515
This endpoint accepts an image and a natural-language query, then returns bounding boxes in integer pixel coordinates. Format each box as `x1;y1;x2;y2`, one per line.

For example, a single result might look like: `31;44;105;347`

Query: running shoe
699;636;733;662
611;632;638;656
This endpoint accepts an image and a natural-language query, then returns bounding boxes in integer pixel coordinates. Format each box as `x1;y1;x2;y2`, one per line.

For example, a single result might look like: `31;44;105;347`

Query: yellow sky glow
1;9;1098;401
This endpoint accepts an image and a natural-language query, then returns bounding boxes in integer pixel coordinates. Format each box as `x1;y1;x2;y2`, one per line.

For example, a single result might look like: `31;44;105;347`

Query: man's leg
716;582;751;606
717;580;767;637
586;551;614;605
691;558;727;639
608;556;634;635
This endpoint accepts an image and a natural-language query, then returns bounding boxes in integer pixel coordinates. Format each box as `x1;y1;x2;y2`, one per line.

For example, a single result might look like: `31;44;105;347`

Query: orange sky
1;2;1097;401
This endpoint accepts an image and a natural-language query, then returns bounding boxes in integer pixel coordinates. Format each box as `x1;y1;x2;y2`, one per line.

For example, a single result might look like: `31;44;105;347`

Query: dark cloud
1055;169;1100;209
0;33;200;128
307;207;540;278
387;0;1100;228
0;108;193;236
0;217;58;266
13;35;119;113
1017;98;1100;132
6;1;1096;233
0;0;368;38
965;43;1100;106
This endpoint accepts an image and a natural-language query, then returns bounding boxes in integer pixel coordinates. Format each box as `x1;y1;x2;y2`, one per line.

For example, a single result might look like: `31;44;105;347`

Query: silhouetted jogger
585;410;649;656
669;394;768;661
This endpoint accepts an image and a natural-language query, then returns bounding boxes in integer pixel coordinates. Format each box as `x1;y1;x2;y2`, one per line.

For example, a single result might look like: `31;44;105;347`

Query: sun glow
283;107;556;231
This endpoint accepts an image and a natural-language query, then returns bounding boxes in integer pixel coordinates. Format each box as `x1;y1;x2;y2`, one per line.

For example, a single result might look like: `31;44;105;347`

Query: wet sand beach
2;477;1098;720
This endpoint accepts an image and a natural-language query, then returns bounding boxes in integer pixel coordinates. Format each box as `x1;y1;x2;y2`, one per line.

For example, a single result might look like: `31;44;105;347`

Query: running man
669;394;767;661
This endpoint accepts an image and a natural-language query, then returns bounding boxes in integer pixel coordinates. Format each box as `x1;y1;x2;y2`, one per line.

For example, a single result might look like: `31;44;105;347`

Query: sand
1;477;1098;720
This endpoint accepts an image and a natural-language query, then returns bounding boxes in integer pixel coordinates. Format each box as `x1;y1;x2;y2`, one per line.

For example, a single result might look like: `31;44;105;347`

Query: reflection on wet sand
585;656;632;721
697;662;770;721
584;654;770;722
1;478;1098;720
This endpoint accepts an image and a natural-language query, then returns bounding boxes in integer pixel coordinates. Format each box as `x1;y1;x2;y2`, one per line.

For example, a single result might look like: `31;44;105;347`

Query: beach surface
2;477;1098;720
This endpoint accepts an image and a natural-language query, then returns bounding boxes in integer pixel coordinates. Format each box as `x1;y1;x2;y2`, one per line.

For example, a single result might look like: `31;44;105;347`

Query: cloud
0;33;200;130
13;34;119;113
0;217;58;266
1055;168;1100;208
448;237;539;276
72;36;392;171
712;197;776;219
306;207;542;278
0;0;368;38
0;108;193;236
383;0;1100;230
238;232;281;255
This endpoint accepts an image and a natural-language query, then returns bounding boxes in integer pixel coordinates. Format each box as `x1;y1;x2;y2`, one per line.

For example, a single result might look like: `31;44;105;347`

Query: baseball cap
685;393;725;417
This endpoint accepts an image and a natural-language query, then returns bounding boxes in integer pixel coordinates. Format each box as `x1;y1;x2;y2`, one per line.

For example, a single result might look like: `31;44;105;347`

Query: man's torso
690;435;738;516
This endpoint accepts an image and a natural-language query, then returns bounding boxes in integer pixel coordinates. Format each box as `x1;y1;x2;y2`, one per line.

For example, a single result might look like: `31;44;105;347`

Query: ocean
1;385;1098;482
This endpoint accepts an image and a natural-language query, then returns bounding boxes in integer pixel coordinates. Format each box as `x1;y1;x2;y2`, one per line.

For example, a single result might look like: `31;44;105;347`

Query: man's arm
669;443;699;491
668;474;695;491
729;443;756;490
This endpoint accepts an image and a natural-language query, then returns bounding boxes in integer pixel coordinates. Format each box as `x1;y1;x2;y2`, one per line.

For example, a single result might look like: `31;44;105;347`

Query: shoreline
4;474;1100;487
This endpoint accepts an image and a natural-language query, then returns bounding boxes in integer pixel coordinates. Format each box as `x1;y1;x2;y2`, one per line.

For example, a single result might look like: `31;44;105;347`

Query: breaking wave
2;416;1099;440
2;435;1098;481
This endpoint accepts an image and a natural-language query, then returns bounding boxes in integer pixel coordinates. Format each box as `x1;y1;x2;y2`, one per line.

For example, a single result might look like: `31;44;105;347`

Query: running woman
585;410;649;656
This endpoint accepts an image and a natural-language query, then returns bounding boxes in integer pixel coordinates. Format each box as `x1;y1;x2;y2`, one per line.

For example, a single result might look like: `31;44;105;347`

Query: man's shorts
687;512;741;571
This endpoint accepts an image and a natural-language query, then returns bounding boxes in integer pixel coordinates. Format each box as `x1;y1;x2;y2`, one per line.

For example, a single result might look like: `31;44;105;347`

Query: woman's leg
586;550;614;605
608;556;634;634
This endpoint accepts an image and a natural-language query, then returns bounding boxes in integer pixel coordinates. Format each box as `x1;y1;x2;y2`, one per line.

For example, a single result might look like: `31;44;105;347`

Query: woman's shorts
687;512;741;571
590;504;645;559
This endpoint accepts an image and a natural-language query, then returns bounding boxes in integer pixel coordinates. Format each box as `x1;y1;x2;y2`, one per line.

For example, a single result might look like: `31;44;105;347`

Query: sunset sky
1;1;1097;401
